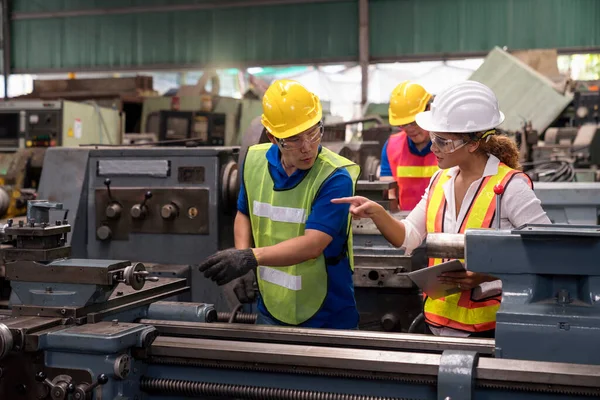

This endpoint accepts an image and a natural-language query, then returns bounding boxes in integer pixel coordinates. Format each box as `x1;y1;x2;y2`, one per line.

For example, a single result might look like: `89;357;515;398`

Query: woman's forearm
371;209;407;248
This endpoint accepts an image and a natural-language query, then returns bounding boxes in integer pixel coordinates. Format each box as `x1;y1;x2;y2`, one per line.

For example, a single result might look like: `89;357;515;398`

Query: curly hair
457;131;521;170
476;134;521;170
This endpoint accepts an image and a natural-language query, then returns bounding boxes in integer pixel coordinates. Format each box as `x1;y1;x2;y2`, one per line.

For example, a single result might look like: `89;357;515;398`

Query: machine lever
86;374;109;393
35;371;53;386
133;270;159;282
130;191;153;220
35;372;74;400
73;374;109;400
141;191;153;207
133;271;159;282
493;184;504;230
104;178;113;200
103;179;122;220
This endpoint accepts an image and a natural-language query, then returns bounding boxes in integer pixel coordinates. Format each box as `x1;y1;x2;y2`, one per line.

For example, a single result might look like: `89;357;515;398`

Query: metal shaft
496;193;502;229
141;377;406;400
425;233;465;260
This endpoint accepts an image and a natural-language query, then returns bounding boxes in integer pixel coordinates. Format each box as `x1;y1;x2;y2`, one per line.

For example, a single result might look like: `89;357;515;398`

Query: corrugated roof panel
12;1;358;72
370;0;600;59
469;47;572;133
11;0;600;72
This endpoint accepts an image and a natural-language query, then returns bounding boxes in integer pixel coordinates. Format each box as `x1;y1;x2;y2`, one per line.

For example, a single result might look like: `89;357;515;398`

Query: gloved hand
232;271;257;303
198;248;258;286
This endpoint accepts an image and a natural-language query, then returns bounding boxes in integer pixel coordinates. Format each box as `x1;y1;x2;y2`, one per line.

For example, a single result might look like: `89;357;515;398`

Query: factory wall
9;0;600;73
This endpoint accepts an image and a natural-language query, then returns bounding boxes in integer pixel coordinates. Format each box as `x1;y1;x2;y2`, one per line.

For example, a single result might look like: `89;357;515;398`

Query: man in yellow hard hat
380;81;438;210
199;79;361;329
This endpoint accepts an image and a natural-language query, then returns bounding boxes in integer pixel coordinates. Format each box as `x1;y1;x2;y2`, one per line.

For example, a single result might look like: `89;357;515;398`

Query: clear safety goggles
278;123;324;150
429;132;468;154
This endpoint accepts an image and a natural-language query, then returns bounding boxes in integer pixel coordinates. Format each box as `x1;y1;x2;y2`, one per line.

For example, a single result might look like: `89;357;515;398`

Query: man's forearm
252;234;325;267
234;212;253;249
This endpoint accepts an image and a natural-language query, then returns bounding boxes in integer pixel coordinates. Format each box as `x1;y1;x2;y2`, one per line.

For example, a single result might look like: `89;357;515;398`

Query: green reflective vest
244;143;360;325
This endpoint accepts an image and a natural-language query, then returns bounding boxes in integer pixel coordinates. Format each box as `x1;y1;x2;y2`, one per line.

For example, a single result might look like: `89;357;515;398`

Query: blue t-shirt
380;135;433;177
237;144;357;329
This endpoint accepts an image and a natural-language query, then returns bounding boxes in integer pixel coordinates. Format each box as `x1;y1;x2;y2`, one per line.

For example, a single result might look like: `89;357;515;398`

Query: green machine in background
0;100;122;220
0;99;122;151
140;96;263;146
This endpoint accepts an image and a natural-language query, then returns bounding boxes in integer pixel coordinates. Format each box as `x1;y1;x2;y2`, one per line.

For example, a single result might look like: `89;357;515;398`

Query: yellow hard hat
261;79;322;139
388;81;432;126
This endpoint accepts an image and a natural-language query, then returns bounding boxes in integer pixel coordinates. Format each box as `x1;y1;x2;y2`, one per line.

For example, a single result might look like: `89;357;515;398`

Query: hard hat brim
415;110;505;133
389;114;417;126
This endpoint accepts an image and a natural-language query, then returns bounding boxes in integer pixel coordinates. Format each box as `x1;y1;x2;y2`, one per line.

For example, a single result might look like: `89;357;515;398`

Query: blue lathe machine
0;200;598;400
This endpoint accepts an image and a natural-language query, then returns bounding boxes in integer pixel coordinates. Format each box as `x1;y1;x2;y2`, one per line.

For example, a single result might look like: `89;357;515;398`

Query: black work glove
232;271;257;303
198;248;258;286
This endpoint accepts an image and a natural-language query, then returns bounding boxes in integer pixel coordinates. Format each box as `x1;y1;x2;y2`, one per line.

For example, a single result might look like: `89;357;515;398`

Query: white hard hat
415;80;505;133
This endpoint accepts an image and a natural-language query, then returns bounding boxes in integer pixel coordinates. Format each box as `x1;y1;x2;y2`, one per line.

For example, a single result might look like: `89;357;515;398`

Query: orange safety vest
387;132;438;211
423;163;532;333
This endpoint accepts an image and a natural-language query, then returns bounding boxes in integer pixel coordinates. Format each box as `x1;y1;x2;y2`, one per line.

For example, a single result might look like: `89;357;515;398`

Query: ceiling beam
12;0;350;20
359;0;369;106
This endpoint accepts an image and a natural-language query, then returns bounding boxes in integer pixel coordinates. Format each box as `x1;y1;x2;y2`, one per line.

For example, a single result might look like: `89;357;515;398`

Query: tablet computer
408;260;466;299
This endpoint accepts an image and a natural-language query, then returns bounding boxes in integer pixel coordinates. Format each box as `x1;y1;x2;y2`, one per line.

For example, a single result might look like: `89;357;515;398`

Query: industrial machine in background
0;200;599;399
556;80;600;127
0;100;121;220
142;94;263;147
513;121;600;182
156;110;226;146
323;116;392;180
14;75;158;136
0;149;43;219
0;100;122;151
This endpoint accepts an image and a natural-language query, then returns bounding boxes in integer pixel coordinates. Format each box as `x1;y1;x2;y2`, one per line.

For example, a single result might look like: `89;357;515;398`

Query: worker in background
380;81;438;211
332;81;551;338
198;80;361;330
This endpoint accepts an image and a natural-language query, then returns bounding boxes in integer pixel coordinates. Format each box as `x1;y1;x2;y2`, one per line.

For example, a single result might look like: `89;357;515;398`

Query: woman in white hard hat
332;80;551;338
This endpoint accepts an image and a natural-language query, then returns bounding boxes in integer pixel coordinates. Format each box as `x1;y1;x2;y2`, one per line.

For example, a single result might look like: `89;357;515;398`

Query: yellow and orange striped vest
424;163;532;333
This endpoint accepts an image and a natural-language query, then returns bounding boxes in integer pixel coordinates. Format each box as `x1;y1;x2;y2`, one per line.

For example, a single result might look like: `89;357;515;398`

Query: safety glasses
278;123;324;150
429;132;468;154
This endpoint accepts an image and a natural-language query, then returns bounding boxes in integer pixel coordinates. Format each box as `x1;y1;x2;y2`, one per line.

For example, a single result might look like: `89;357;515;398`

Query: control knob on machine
105;203;122;219
130;191;153;219
160;202;179;220
96;225;112;241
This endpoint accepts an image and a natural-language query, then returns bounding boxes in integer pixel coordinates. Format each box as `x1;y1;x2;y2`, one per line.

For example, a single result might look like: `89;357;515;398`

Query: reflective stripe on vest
252;201;307;224
244;143;360;325
396;165;440;178
424;163;532;333
387;132;438;211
